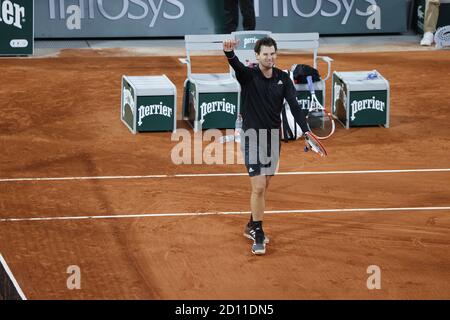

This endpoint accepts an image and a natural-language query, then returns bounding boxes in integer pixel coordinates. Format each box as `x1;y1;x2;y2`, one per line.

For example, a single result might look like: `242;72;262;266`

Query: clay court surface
0;49;449;299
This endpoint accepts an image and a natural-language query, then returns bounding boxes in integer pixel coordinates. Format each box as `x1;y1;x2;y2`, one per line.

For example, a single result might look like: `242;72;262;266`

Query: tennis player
223;37;311;255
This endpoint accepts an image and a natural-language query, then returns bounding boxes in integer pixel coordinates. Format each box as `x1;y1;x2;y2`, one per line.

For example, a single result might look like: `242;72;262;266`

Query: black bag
290;64;321;84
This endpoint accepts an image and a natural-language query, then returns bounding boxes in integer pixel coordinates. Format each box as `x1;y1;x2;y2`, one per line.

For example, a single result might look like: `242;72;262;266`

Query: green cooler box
182;74;240;132
332;71;390;129
121;75;177;134
0;0;34;56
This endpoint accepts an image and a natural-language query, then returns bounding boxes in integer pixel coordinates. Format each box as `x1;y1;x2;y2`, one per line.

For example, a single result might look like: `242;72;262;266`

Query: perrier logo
0;0;25;29
296;96;321;111
351;97;385;121
200;98;236;124
138;102;173;126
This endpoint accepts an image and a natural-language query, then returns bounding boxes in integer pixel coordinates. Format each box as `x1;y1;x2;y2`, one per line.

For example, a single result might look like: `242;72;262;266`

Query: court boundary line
0;253;27;300
1;206;450;223
1;168;450;183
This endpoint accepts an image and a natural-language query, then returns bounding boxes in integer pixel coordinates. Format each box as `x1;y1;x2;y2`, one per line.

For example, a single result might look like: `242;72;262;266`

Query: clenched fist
223;39;239;52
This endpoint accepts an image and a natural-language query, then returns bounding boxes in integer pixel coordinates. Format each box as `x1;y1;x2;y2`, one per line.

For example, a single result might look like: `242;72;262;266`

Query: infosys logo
48;0;185;28
254;0;382;30
0;0;26;29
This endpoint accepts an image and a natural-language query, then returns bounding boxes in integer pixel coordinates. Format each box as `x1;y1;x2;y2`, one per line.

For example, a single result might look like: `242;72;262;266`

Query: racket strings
307;109;333;139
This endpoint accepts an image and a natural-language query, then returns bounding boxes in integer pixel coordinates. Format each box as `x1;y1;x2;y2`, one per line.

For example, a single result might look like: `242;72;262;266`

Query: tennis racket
304;132;327;157
306;76;335;140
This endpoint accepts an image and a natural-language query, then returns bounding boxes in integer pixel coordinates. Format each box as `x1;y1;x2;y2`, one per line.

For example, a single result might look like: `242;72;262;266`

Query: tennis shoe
251;228;266;255
244;222;269;244
420;32;434;46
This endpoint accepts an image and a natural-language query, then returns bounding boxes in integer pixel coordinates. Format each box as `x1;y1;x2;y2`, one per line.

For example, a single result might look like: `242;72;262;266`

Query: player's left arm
283;75;310;134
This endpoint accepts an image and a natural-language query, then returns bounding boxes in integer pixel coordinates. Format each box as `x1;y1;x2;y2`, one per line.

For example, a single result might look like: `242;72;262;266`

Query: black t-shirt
225;50;309;133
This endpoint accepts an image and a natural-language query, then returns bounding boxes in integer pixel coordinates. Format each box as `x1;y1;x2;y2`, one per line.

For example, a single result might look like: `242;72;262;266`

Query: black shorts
240;129;281;177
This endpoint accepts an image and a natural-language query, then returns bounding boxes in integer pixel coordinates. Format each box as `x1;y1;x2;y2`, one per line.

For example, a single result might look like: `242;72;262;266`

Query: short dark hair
254;37;278;54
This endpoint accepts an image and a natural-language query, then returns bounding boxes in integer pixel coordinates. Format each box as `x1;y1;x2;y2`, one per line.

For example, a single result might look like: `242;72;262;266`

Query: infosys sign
0;0;33;55
34;0;407;38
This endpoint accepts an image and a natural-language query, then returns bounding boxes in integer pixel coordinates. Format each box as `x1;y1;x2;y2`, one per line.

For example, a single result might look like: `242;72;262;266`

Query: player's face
256;45;277;69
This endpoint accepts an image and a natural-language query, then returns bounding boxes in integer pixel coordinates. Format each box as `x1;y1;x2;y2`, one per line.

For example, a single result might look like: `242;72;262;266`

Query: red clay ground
0;50;449;299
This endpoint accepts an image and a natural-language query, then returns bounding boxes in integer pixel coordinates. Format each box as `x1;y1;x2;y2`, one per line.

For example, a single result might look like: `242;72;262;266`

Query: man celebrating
223;37;312;255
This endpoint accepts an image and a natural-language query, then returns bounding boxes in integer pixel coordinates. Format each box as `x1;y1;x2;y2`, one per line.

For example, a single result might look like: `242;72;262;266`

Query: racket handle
306;76;315;94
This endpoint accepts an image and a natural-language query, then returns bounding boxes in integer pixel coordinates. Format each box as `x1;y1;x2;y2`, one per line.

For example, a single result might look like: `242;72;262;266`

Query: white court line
1;206;450;223
1;168;450;183
0;254;27;300
0;174;168;183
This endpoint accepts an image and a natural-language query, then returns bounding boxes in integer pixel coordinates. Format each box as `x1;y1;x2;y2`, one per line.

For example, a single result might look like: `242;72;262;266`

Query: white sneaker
420;32;434;46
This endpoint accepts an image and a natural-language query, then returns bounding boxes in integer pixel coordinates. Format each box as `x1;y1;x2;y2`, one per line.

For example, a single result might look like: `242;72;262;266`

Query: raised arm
223;39;252;84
